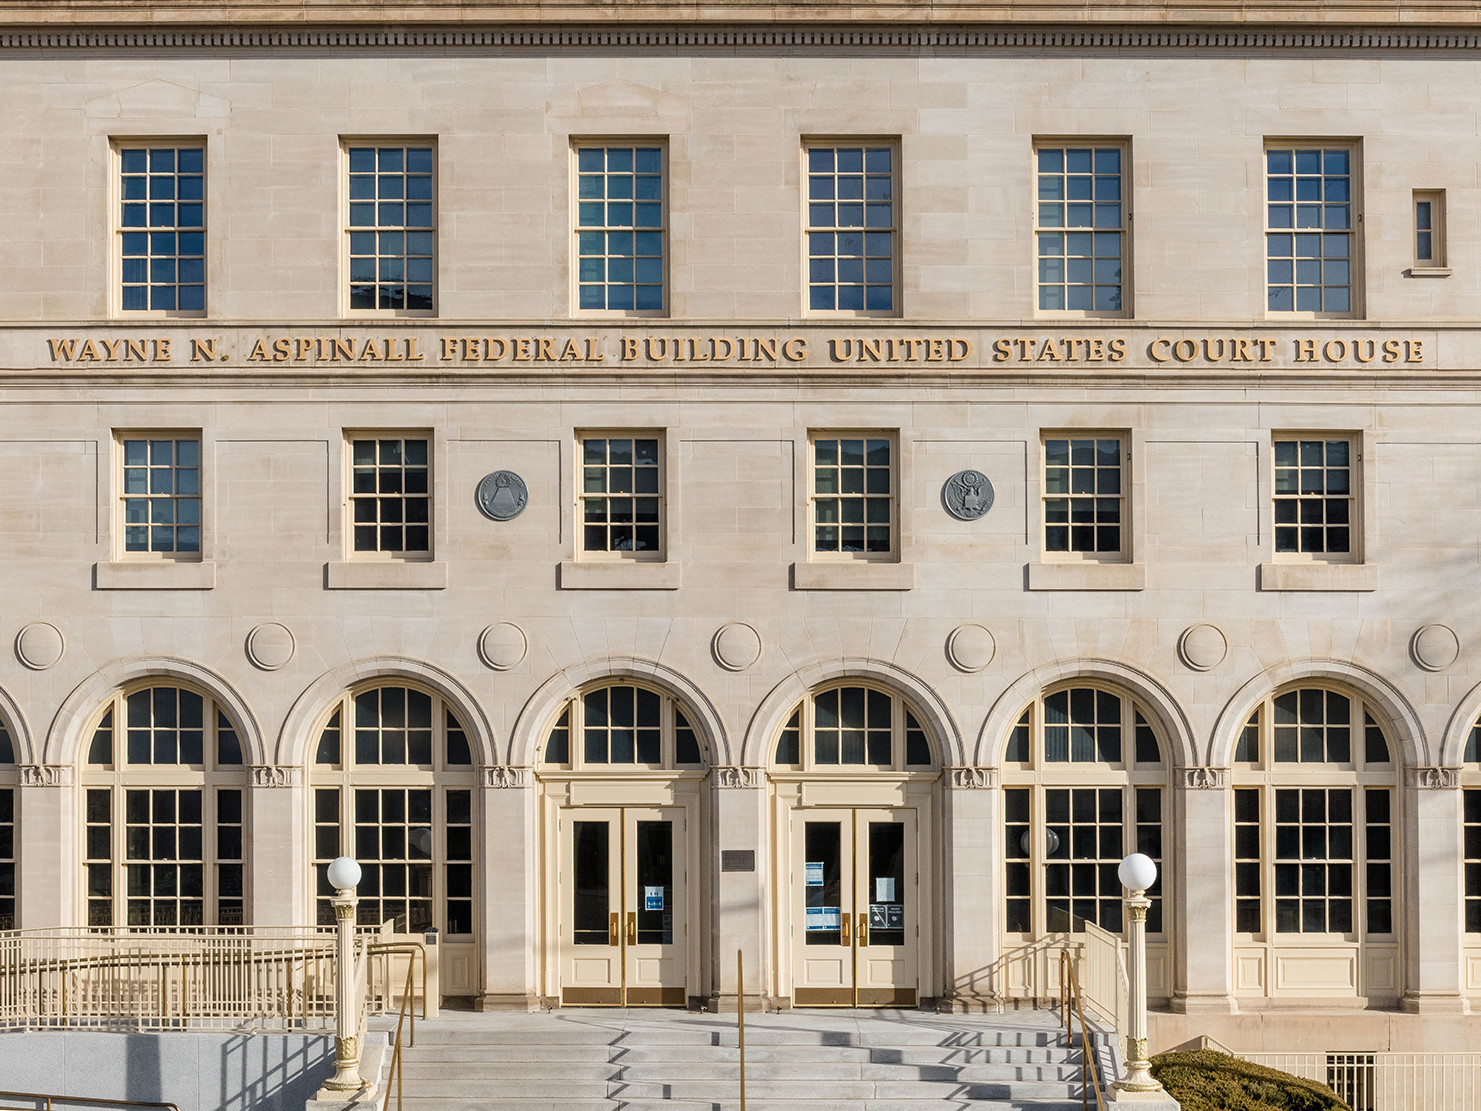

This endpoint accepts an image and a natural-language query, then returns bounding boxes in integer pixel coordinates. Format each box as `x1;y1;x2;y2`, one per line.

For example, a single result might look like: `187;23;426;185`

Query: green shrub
1149;1049;1349;1111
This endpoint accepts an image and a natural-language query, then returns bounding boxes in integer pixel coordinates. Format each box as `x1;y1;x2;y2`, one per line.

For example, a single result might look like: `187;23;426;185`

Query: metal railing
0;1093;180;1111
0;924;406;1032
1057;949;1109;1111
1241;1052;1481;1111
379;952;420;1111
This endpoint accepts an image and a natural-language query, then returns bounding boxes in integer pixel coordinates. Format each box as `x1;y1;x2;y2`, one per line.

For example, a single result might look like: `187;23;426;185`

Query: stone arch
1429;679;1481;769
0;684;35;766
510;656;729;769
277;657;497;769
1209;658;1426;769
973;657;1196;770
741;657;963;769
46;656;267;767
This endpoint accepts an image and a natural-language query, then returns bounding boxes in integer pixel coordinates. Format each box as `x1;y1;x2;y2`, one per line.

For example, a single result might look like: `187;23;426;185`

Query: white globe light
326;856;361;891
1118;853;1157;893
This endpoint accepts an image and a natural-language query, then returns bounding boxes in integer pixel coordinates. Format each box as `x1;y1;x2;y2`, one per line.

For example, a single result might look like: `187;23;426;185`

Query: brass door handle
841;914;851;946
609;912;619;947
858;912;868;947
627;912;637;944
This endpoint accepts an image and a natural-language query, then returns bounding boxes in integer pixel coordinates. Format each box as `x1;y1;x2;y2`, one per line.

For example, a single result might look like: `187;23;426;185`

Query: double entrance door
559;805;686;1005
792;808;918;1006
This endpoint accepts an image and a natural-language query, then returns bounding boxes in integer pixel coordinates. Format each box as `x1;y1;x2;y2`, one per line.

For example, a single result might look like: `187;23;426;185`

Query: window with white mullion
541;683;707;772
805;143;896;314
0;721;14;930
1042;435;1125;561
767;685;935;774
1035;143;1126;314
1266;144;1356;315
1273;436;1354;560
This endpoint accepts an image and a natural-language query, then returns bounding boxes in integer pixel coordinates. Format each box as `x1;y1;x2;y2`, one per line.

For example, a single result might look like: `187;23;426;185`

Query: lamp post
1112;852;1168;1102
323;855;365;1094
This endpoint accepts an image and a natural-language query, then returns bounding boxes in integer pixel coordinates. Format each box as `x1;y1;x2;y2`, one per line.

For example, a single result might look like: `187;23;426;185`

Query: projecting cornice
4;21;1481;51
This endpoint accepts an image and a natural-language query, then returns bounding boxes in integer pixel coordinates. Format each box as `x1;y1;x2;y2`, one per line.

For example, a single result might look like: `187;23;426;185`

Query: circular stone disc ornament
713;623;763;672
15;622;64;670
1178;623;1228;672
942;470;995;521
946;624;995;673
246;623;296;671
476;471;529;521
479;623;528;671
1412;624;1461;672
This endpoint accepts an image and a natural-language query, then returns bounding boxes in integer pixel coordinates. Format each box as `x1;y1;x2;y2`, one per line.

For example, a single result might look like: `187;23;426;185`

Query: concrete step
397;1102;1091;1111
400;1060;1087;1082
399;1042;1075;1065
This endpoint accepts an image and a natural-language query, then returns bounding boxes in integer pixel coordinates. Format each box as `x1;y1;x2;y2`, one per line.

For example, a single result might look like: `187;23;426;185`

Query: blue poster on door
644;885;664;911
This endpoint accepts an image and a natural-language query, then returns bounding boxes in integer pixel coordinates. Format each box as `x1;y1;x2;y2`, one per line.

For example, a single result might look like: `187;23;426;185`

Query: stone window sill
791;561;915;591
94;561;216;590
559;560;681;590
1027;561;1145;592
325;561;448;590
1406;267;1452;279
1258;562;1377;592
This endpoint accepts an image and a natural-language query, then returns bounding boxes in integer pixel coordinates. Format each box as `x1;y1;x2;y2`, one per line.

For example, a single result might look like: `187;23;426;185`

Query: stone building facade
3;0;1481;1053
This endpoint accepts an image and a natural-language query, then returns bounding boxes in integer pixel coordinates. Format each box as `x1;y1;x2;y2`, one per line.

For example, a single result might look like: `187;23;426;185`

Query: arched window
541;682;706;771
0;717;14;929
312;685;476;933
1000;686;1166;936
82;685;247;927
770;685;936;773
1232;687;1396;941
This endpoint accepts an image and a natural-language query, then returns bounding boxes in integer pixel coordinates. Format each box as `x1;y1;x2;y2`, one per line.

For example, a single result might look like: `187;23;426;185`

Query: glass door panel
559;809;621;1004
572;820;611;946
855;810;917;1006
624;809;686;1005
794;815;853;1005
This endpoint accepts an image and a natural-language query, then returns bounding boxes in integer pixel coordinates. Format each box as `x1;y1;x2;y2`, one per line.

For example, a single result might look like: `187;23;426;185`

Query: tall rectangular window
118;434;202;559
1273;435;1355;560
1266;144;1356;314
117;144;205;314
1413;190;1446;269
1035;143;1126;314
805;144;896;313
348;436;431;557
575;144;665;313
579;434;663;558
1465;790;1481;934
346;144;435;312
0;788;13;930
811;435;894;558
1042;435;1126;561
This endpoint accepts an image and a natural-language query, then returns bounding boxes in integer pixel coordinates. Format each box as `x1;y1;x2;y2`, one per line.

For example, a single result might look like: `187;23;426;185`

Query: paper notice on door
805;906;842;931
804;861;825;887
644;886;664;911
869;904;905;929
875;877;895;902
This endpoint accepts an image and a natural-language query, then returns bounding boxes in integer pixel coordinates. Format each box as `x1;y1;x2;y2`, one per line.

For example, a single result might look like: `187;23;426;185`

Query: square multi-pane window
811;435;894;558
1035;144;1126;314
1266;144;1358;315
348;436;431;558
346;144;435;313
580;435;664;558
118;435;202;559
1042;436;1126;560
1273;436;1355;560
117;145;205;314
575;145;665;313
805;144;896;314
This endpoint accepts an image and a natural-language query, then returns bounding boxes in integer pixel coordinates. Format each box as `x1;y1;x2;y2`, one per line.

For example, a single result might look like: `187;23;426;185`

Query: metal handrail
381;956;418;1111
0;1092;180;1111
1058;949;1110;1111
366;941;428;1021
736;949;746;1111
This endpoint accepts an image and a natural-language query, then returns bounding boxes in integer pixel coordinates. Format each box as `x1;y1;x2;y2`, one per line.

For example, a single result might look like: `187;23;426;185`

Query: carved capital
949;767;996;789
333;902;356;922
714;766;764;789
1410;767;1461;790
251;765;301;789
483;766;531;789
1183;767;1227;790
19;764;72;788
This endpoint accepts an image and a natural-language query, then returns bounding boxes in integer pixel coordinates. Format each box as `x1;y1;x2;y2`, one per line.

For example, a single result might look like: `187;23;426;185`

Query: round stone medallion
15;622;64;671
476;471;529;521
479;622;528;671
942;470;995;521
1178;623;1227;672
246;622;296;671
946;624;995;673
713;622;763;672
1412;623;1461;672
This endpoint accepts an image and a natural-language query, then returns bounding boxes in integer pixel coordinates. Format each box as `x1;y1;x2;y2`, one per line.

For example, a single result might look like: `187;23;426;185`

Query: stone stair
382;1007;1114;1110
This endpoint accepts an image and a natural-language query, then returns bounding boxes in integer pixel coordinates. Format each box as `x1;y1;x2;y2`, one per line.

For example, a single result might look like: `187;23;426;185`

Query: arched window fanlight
772;685;935;772
542;683;705;770
81;685;248;928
